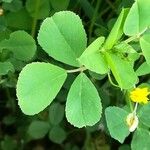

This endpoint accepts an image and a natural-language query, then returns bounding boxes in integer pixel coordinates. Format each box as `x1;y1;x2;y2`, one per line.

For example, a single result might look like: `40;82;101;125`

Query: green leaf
104;8;129;50
9;58;26;71
2;0;22;12
49;126;67;144
78;37;109;74
136;62;150;76
28;121;50;139
114;42;137;54
26;0;51;19
0;29;11;42
50;0;70;11
0;61;14;75
138;103;150;127
38;11;87;67
49;102;64;125
120;0;134;8
89;71;106;80
79;0;94;19
114;42;140;66
131;129;150;150
2;115;16;125
2;0;13;3
5;8;32;30
16;62;67;115
119;144;131;150
0;31;36;61
0;16;7;31
140;33;150;65
124;0;150;36
1;136;17;150
66;73;102;128
105;106;130;143
105;52;138;89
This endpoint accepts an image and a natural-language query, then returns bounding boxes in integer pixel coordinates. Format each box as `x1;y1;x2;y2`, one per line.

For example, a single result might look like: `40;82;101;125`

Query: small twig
133;102;138;116
67;66;87;73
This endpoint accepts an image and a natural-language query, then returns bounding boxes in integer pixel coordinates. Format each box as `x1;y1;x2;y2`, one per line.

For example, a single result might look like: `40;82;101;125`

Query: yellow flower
130;87;150;104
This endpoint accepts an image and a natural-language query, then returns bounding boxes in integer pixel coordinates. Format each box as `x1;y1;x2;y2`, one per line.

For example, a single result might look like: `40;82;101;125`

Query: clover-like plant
16;0;150;149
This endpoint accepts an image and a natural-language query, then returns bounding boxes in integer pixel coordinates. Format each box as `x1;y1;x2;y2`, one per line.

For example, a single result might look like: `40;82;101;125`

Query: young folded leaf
105;52;138;89
78;37;109;74
104;8;129;50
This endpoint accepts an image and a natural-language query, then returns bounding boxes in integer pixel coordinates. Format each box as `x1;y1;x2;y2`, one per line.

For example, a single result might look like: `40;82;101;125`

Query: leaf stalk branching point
67;66;87;73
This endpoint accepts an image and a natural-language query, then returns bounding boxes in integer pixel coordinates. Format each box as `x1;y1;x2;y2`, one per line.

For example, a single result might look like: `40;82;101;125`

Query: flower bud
126;113;139;132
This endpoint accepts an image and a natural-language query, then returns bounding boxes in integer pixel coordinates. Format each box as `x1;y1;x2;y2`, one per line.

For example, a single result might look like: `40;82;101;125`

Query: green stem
133;102;138;115
88;0;101;40
124;36;139;44
82;129;91;150
129;97;134;112
124;28;148;44
124;90;134;112
106;0;117;13
108;73;119;88
67;66;87;73
31;0;40;37
99;6;110;17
